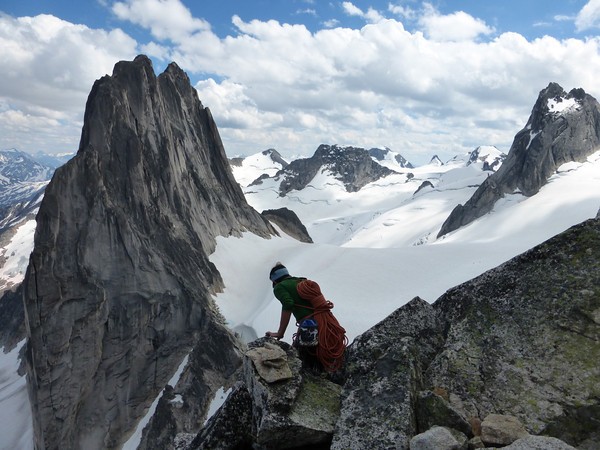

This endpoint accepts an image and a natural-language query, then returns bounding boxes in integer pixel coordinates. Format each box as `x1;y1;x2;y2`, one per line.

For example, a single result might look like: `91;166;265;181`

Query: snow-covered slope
211;148;600;345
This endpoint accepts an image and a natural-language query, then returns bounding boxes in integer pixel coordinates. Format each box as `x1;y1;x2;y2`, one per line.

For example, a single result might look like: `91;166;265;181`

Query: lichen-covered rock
416;390;472;437
331;297;445;449
501;435;576;450
191;338;341;449
246;342;293;383
427;218;600;447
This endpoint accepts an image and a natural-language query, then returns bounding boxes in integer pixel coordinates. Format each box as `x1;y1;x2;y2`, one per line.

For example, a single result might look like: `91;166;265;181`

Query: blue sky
1;1;600;164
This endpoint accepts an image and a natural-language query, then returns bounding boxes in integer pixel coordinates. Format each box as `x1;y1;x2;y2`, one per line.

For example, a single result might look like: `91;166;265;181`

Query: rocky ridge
439;83;600;237
188;216;600;449
22;55;276;449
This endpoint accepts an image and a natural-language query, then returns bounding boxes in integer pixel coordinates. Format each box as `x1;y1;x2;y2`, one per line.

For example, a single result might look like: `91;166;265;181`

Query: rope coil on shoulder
296;279;348;372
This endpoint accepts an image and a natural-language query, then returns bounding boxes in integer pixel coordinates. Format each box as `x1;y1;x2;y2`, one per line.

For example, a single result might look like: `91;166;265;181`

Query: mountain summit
438;82;600;237
22;55;274;449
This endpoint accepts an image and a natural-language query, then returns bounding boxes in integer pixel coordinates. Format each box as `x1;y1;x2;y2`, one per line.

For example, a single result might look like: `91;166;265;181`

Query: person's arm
266;309;292;339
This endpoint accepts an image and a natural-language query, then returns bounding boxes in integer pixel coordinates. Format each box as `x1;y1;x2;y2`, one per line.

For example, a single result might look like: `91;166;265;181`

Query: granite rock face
428;217;600;447
331;297;445;449
439;83;600;237
22;55;275;450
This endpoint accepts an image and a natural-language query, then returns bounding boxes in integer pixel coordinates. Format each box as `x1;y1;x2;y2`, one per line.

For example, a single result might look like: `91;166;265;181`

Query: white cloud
323;18;340;28
388;3;416;20
112;0;210;42
575;0;600;31
342;2;364;17
0;13;138;153
419;3;495;42
342;2;385;24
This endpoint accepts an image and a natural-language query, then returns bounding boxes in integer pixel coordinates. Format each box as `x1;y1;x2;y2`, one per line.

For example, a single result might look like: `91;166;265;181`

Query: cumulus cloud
112;0;210;42
342;2;385;23
575;0;600;31
388;3;417;20
161;12;600;162
418;3;495;42
0;13;137;153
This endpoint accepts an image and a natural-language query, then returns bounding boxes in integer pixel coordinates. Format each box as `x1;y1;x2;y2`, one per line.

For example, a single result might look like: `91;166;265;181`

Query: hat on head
269;263;289;282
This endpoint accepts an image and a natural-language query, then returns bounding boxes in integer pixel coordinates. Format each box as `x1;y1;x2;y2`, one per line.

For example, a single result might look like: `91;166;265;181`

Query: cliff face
439;83;600;237
22;55;275;449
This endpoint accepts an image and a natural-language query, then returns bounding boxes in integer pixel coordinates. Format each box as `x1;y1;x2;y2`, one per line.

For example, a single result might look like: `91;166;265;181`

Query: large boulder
190;338;341;449
427;217;600;447
331;297;445;449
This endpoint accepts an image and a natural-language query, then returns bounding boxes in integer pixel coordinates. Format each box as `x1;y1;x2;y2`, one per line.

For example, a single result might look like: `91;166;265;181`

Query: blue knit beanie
269;264;289;282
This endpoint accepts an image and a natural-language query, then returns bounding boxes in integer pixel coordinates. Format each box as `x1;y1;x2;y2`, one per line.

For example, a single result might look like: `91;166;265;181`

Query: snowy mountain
0;149;56;294
0;148;54;186
0;149;57;230
31;151;74;169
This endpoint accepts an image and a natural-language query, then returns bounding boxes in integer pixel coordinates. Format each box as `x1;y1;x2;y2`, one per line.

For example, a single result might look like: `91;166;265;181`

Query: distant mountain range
0;149;73;231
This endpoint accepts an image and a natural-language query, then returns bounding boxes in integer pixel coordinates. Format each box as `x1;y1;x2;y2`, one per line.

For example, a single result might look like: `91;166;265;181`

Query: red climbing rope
296;279;348;372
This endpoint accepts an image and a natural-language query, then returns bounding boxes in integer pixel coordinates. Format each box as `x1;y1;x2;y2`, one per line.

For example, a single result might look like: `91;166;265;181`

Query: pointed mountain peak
429;155;444;166
439;83;600;237
23;55;274;449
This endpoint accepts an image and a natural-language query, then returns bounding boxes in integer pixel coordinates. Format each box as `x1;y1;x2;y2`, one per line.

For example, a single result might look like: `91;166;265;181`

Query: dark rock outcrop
278;144;396;195
22;55;275;449
439;83;600;237
414;180;434;196
261;207;313;243
427;217;600;447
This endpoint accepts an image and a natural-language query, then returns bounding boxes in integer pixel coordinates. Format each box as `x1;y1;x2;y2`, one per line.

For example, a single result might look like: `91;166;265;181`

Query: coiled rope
296;279;348;372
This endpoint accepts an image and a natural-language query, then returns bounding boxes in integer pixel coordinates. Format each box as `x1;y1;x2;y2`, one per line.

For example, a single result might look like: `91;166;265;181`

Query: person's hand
265;331;283;339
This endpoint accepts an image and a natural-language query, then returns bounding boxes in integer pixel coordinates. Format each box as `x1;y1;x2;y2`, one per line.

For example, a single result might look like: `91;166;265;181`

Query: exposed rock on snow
261;207;313;243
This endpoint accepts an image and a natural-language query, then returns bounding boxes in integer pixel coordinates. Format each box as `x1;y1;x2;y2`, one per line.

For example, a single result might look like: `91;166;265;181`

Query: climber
266;262;348;372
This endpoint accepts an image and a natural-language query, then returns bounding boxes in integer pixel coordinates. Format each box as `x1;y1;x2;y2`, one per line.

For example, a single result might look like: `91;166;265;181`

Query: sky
2;1;600;165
